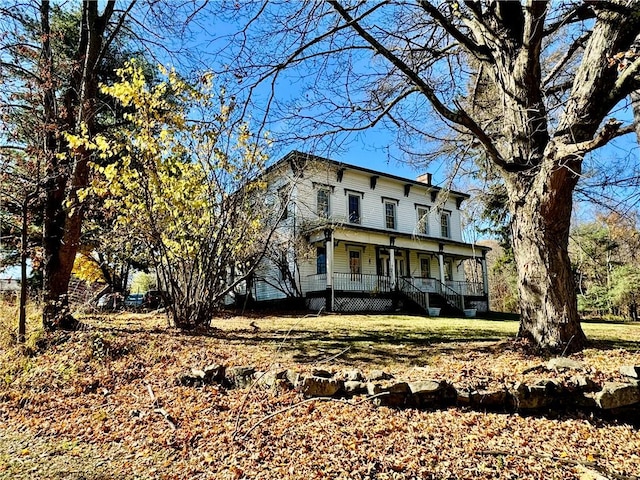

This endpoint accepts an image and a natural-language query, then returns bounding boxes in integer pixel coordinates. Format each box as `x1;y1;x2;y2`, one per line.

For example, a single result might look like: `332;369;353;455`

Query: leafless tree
206;0;640;352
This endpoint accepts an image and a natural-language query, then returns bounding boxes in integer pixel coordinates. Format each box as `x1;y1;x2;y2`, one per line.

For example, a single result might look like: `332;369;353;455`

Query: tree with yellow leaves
73;61;272;328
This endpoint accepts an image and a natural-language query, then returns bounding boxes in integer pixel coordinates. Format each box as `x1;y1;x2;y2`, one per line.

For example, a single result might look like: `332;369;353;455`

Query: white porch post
389;247;396;288
438;252;445;285
481;255;489;296
325;229;334;311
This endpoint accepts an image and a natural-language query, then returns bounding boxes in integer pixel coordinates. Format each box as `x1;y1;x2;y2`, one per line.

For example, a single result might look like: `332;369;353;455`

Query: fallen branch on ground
146;383;177;430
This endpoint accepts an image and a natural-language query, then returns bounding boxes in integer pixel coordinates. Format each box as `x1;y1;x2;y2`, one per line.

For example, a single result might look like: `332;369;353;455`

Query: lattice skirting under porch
306;294;395;313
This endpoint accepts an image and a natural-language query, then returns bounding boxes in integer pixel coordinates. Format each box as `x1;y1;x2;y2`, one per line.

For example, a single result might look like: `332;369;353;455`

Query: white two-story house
241;151;490;315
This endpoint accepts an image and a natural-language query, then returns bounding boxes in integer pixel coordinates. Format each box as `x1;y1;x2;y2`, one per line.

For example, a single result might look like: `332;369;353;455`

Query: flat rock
367;382;409;408
466;389;509;409
203;364;225;384
285;369;302;388
546;357;586;371
511;382;553;410
311;368;333;378
226;366;256;389
567;374;598;392
367;370;394;382
409;380;456;408
595;382;640;410
341;369;365;382
253;370;288;390
620;365;640;379
300;375;343;397
343;381;367;395
408;380;444;395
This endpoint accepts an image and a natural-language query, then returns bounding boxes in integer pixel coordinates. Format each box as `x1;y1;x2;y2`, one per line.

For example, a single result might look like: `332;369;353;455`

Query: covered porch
302;227;490;315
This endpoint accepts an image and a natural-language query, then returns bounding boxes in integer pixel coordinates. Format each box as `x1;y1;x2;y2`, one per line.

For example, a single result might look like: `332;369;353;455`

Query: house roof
266;150;471;201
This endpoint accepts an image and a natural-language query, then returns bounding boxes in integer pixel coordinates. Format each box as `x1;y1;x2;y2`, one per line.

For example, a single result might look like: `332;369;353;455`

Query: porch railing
333;273;393;293
436;281;465;311
446;280;484;296
303;273;327;293
303;273;480;305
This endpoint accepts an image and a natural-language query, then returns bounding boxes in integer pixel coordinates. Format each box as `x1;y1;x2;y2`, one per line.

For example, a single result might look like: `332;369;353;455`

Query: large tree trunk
40;0;78;330
507;160;587;353
40;0;111;330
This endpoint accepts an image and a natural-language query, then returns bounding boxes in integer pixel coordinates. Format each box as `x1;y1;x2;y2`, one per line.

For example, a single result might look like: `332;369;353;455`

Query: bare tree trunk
508;162;587;352
40;0;111;330
18;197;29;343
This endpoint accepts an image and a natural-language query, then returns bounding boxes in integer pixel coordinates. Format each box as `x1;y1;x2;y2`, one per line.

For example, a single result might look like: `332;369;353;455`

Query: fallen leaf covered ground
1;312;639;479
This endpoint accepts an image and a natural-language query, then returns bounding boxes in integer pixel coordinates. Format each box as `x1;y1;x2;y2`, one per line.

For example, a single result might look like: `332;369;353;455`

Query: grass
206;313;640;369
1;307;639;479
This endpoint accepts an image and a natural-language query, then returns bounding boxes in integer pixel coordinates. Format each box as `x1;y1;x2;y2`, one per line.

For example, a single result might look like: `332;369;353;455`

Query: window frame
348;193;361;224
416;206;430;235
440;210;451;238
384;200;397;230
444;258;453;281
278;186;289;220
349;250;362;276
316;247;327;275
420;257;431;278
317;188;330;218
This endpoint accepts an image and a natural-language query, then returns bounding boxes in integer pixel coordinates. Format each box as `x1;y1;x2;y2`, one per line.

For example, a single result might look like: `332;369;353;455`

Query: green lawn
209;314;640;373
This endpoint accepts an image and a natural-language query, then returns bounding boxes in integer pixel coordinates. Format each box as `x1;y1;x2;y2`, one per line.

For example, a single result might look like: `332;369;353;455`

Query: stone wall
176;359;640;424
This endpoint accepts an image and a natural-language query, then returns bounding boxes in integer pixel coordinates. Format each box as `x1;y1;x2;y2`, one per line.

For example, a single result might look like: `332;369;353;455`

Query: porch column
389;247;396;288
325;229;334;312
438;249;445;285
389;236;396;289
481;253;489;296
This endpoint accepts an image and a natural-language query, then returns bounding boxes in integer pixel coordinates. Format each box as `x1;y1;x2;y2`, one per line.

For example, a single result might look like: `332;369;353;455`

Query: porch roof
304;222;491;256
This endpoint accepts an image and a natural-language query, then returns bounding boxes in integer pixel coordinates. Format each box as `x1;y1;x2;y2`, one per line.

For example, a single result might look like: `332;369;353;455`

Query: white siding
253;156;483;299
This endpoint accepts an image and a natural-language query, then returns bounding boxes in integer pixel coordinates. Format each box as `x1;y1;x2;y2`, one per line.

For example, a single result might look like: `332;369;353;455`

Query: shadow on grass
587;338;640;351
217;327;514;365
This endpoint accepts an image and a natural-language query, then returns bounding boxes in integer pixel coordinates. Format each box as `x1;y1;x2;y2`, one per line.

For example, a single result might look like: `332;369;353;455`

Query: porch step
427;293;464;316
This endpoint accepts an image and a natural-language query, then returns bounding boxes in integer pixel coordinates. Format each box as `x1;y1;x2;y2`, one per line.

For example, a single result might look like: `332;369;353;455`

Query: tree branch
417;1;491;61
543;31;591;87
560;119;635;158
327;0;507;169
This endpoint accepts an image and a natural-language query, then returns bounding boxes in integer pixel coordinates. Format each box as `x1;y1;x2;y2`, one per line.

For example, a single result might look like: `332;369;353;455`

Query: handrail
398;277;429;311
436;281;464;311
446;280;484;296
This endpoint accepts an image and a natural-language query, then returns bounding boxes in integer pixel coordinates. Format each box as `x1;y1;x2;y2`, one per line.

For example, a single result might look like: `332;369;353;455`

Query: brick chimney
416;173;432;185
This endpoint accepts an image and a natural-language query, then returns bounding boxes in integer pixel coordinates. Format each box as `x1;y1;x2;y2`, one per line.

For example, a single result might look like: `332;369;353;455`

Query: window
420;258;430;278
279;252;288;280
417;207;429;235
316;247;326;274
348;194;360;224
440;211;450;238
349;250;361;275
444;259;453;281
317;189;330;218
278;187;289;220
384;201;397;230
